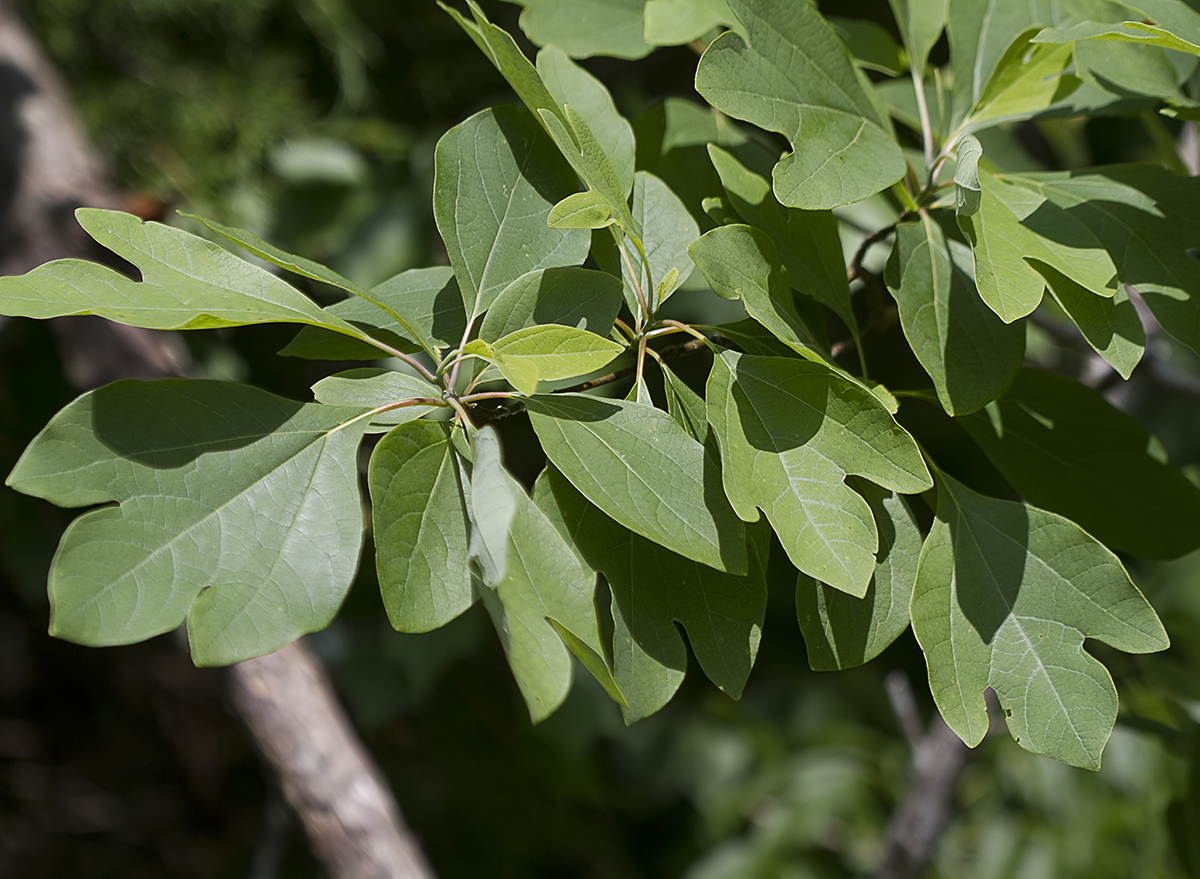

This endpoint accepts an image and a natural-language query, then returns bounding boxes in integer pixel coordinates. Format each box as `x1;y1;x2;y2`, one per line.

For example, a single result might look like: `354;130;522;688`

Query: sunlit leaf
912;470;1169;768
695;0;906;209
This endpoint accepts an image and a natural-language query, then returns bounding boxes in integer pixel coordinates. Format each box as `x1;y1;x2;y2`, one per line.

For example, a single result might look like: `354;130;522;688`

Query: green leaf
695;0;906;209
442;1;563;125
953;135;983;217
479;266;623;343
644;0;744;46
537;45;636;193
548;191;616;229
947;0;1056;128
434;105;590;320
961;28;1080;132
991;166;1200;355
0;209;371;343
538;466;767;722
467;426;518;586
885;215;1024;415
312;368;442;432
479;474;616;722
828;16;905;76
661;363;709;444
958;368;1200;559
7;380;370;665
280;267;467;361
796;482;922;670
527;394;748;574
707;352;932;597
911;470;1169;768
368;421;475;632
185;213;437;358
485;325;625;394
688;224;827;356
594;171;698;312
708;145;857;336
958;168;1119;322
503;0;654;59
1041;265;1145;379
887;0;947;74
1033;1;1200;56
539;106;639;237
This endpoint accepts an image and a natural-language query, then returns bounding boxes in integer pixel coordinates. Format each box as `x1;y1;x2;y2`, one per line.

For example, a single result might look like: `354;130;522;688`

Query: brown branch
871;672;972;879
0;5;435;875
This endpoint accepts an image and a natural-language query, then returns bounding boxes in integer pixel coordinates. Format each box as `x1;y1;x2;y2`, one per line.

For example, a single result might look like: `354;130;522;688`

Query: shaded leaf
539;106;639;236
796;482;922;670
280;267;467;361
1033;1;1200;56
503;0;653;59
661;362;709;444
1042;267;1144;379
688;224;827;356
538;466;767;722
695;0;906;209
887;0;947;74
829;16;904;75
7;380;369;665
479;266;623;343
961;28;1080;132
708;145;856;336
369;421;475;632
911;471;1169;768
467;426;518;586
537;45;636;193
527;394;748;574
434;105;590;320
958;368;1200;559
885;215;1024;415
707;352;931;597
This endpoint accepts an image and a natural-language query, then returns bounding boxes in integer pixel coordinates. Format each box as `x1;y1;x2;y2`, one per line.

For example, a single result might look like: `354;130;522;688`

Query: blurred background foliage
2;0;1200;876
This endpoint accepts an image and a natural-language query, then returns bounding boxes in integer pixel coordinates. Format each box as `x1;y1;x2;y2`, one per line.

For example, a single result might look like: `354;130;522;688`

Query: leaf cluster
8;0;1200;771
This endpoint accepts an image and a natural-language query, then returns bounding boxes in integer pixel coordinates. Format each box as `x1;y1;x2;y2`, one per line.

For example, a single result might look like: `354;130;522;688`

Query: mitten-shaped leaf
911;471;1169;769
695;0;905;209
7;380;370;665
707;352;931;596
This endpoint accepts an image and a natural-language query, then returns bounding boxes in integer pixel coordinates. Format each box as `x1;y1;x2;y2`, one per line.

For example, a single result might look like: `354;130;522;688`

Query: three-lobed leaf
911;471;1169;769
7;380;370;665
707;352;931;597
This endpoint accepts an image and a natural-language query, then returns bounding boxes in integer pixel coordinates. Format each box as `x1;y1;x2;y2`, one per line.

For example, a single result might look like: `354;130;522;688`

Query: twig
871;672;972;879
848;222;902;283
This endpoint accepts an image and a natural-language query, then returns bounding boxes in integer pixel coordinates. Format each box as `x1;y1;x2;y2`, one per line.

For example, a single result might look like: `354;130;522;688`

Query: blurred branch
0;3;435;876
871;672;972;879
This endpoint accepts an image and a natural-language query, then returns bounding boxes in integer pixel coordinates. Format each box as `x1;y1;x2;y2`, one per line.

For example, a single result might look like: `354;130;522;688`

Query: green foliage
9;0;1200;777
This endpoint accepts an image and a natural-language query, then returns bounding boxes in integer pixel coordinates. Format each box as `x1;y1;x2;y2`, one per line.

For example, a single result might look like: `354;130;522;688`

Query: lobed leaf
695;0;906;209
7;380;370;665
537;467;767;722
707;352;931;597
911;471;1169;769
